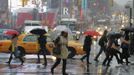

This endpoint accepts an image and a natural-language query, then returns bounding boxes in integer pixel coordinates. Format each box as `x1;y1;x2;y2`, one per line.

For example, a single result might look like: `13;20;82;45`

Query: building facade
0;0;8;25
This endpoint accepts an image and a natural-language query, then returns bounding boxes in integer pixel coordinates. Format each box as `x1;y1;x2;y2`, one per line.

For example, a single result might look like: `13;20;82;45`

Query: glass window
3;36;11;40
0;35;11;40
23;35;38;42
0;36;3;40
32;24;40;26
25;23;32;26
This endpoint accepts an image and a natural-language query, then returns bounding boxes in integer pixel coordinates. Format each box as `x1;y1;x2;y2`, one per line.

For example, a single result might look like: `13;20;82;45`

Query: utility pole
132;0;134;25
125;5;132;27
130;7;132;27
9;0;12;28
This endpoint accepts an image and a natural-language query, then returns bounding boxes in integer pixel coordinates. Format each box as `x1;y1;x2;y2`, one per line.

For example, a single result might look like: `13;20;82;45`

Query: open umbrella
84;30;100;36
53;25;72;34
107;32;122;38
50;25;73;40
30;28;47;35
3;29;19;36
121;27;134;32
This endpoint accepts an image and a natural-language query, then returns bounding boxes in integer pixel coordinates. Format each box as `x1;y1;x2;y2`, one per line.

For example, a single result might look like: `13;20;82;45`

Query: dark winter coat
83;35;92;52
38;35;47;49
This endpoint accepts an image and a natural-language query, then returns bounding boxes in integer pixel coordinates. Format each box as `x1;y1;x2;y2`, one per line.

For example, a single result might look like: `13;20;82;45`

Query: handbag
14;47;25;58
53;46;61;55
14;48;21;58
53;36;61;55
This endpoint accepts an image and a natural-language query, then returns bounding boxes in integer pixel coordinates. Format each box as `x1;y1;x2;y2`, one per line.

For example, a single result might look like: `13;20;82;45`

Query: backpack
98;35;108;46
14;46;25;58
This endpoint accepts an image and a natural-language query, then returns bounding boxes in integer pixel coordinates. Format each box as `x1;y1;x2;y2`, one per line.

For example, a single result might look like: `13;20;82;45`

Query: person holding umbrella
120;31;131;65
37;34;47;67
6;34;24;66
80;35;92;64
106;37;122;65
102;33;123;66
51;31;69;75
30;28;48;67
94;30;108;62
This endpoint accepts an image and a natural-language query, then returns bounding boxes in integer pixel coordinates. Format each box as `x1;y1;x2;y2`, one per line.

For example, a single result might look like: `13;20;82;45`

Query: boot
63;72;68;75
36;58;40;63
6;55;12;65
51;68;54;74
5;61;10;65
21;60;24;65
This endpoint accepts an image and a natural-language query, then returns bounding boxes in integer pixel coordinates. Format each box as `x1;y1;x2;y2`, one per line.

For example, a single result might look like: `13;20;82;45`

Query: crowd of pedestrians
94;30;132;66
5;31;69;75
5;29;134;75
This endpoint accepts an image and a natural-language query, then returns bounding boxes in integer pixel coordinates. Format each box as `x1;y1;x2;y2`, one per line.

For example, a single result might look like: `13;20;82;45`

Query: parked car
0;34;85;58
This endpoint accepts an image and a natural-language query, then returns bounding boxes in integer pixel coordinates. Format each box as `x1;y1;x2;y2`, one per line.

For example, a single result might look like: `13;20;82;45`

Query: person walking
102;36;122;66
106;37;122;65
37;34;47;67
121;31;131;65
102;36;114;66
6;34;24;65
94;30;108;62
80;35;92;64
51;31;69;75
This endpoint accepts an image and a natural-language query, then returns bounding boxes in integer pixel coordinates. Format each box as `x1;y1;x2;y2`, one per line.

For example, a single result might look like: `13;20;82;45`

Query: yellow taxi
0;34;85;58
0;34;12;53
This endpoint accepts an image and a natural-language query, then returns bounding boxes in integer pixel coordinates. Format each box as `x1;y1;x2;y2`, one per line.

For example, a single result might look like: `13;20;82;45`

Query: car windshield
23;34;52;42
23;35;38;42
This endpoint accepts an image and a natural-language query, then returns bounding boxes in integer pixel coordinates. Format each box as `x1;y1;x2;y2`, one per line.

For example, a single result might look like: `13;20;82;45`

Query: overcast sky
114;0;133;6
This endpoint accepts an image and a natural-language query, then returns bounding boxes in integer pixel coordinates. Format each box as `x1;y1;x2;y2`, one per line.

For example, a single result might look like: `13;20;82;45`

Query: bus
59;18;77;31
24;20;48;33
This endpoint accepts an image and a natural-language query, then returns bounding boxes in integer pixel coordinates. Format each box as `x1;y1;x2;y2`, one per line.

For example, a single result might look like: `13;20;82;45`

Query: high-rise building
50;0;60;8
0;0;8;24
0;0;8;11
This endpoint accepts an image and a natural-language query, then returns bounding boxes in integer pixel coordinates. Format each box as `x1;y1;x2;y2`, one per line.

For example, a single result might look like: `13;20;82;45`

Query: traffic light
21;0;29;7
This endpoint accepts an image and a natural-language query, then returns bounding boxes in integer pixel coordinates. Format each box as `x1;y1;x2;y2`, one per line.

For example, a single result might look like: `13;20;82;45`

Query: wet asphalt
0;43;134;75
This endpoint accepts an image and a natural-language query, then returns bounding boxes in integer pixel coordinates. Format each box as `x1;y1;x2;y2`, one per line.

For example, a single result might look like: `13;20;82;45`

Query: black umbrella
121;27;134;32
30;28;47;35
108;32;122;38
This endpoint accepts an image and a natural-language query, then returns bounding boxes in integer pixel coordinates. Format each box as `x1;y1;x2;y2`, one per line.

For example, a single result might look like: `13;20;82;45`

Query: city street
0;44;134;75
0;0;133;75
